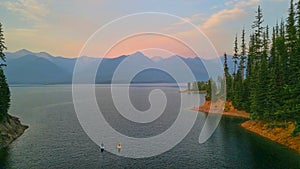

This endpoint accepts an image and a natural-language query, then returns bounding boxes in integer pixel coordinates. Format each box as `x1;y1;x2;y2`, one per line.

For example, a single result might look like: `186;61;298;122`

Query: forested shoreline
0;22;10;123
224;0;300;135
0;22;28;148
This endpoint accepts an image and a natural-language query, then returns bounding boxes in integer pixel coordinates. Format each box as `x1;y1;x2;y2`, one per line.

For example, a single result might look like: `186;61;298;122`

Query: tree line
0;22;10;122
187;81;207;91
224;1;300;135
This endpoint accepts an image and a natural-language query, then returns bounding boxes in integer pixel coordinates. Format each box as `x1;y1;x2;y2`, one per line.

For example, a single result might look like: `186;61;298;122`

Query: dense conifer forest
224;1;300;135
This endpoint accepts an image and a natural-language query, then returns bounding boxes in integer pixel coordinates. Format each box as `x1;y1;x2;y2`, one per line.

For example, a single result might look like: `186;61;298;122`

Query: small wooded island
194;1;300;153
0;23;28;149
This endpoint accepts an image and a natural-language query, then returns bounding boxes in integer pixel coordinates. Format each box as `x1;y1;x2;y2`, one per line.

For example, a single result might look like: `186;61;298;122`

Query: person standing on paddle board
100;143;105;153
117;142;122;152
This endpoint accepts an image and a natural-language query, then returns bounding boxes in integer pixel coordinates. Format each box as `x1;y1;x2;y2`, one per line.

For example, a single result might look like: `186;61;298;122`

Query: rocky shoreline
241;120;300;153
192;100;250;119
0;115;28;149
194;100;300;153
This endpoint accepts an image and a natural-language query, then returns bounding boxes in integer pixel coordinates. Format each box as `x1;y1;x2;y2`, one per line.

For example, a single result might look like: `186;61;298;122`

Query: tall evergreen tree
0;23;6;67
239;28;247;79
249;6;265;119
297;0;300;40
235;28;248;110
286;0;297;54
295;1;300;125
246;34;255;79
259;27;270;117
287;0;300;129
252;5;264;57
266;27;280;120
233;34;239;76
0;22;10;122
243;34;256;112
224;53;232;101
286;0;297;83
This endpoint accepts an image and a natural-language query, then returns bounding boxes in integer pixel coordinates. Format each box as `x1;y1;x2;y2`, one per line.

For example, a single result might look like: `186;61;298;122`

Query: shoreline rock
192;100;250;119
194;100;299;153
241;120;300;153
0;115;28;149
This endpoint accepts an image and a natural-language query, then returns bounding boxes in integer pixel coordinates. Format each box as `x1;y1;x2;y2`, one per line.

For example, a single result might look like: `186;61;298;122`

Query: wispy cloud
201;8;247;30
2;0;49;22
166;0;261;57
1;0;287;58
201;0;260;30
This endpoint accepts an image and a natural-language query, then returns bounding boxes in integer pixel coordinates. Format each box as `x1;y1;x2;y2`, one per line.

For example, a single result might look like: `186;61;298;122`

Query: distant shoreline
193;100;300;153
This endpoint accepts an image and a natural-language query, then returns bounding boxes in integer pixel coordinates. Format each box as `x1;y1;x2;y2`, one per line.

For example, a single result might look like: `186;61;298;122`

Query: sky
0;0;291;58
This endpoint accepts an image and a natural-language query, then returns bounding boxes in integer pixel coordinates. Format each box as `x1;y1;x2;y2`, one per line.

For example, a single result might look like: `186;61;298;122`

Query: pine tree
233;34;239;76
246;34;255;78
240;28;247;79
224;53;232;101
279;19;290;85
297;1;300;69
206;79;212;101
0;23;6;67
249;61;260;118
206;78;218;102
249;6;265;119
238;28;248;110
266;27;280;121
0;22;10;122
259;27;270;118
297;0;300;40
0;68;10;121
286;0;297;55
232;35;240;107
295;0;300;126
281;0;300;124
244;34;256;112
286;0;297;84
252;5;264;57
232;31;247;110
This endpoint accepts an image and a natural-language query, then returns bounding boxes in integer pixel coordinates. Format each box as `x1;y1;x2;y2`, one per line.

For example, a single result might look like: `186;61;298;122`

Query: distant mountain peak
5;49;33;59
17;49;31;53
131;51;146;57
127;51;153;62
36;52;54;60
14;49;33;56
150;56;163;62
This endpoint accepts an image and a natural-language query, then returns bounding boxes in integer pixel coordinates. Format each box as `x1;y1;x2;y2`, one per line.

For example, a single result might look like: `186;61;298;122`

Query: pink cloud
201;8;247;30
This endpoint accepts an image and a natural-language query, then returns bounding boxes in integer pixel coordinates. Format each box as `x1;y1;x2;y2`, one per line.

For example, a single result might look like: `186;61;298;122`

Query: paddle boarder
117;142;122;152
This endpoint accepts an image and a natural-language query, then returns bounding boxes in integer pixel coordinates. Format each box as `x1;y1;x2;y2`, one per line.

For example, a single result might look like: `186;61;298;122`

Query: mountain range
3;49;235;84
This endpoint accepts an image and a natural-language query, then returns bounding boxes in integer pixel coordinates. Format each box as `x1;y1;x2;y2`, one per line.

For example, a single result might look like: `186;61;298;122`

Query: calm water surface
0;85;299;169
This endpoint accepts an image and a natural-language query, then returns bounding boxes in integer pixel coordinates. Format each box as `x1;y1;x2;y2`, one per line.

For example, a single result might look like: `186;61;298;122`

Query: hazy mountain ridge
4;49;234;84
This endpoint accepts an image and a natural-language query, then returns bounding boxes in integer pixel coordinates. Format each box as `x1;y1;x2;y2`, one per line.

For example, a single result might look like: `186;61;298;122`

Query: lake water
0;85;299;168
